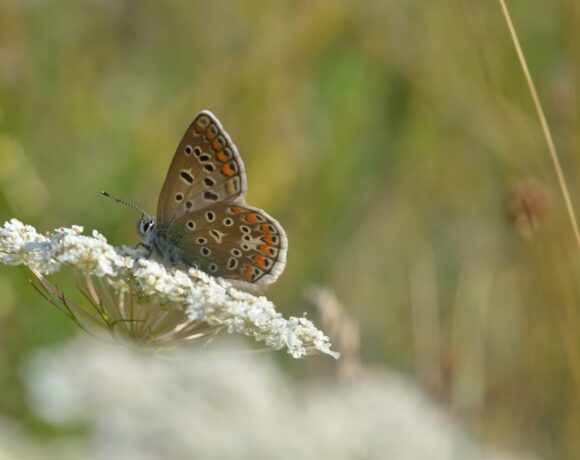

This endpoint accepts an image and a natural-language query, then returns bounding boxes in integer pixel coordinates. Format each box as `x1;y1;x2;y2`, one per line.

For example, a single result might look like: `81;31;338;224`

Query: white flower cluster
0;219;338;359
13;338;536;460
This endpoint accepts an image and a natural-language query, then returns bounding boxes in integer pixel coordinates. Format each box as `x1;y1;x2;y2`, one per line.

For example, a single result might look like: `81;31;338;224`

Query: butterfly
137;110;288;287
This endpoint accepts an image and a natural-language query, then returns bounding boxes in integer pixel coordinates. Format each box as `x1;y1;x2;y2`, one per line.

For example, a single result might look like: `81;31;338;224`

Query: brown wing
164;203;288;287
156;111;248;225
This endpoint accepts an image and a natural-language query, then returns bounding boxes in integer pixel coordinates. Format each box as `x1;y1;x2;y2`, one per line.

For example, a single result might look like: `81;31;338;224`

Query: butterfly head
137;215;155;237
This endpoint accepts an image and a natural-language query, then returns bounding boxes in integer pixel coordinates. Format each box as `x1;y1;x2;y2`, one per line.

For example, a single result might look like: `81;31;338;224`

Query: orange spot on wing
221;164;235;177
205;129;216;141
260;224;272;233
243;265;254;281
212;139;223;150
245;213;259;224
230;206;243;214
194;123;204;133
216;150;229;163
262;235;274;245
259;244;272;256
252;255;266;269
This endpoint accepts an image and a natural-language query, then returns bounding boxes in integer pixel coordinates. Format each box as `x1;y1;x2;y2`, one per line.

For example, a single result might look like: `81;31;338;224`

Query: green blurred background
0;0;579;458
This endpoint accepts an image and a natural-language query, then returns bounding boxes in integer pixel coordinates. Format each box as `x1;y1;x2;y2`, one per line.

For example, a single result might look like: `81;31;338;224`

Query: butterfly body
138;220;181;266
139;111;287;287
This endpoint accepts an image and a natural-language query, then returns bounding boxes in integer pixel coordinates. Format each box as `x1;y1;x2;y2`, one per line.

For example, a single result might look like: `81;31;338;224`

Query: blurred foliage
0;0;579;458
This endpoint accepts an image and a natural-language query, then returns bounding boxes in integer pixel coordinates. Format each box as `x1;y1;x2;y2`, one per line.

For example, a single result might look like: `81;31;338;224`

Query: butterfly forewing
165;204;287;286
157;111;248;225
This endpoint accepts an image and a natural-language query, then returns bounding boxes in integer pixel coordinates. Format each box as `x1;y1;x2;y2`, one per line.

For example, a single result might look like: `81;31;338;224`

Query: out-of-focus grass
0;0;579;458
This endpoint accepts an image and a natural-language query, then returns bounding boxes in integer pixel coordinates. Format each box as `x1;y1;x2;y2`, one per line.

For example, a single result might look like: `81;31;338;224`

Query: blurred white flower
0;219;338;358
0;417;36;460
17;338;537;460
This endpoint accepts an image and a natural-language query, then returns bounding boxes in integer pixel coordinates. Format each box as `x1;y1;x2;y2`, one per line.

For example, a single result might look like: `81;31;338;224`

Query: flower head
0;219;338;358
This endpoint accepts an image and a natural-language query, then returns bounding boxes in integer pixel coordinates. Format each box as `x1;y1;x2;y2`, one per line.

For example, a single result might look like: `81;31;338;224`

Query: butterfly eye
139;219;154;235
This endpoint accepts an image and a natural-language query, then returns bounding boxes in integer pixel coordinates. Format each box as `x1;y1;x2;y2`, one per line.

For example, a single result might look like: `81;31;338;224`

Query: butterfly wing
164;203;288;286
157;111;248;225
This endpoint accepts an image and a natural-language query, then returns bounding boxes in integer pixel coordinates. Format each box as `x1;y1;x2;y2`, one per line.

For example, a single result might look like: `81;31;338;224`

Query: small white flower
0;219;339;358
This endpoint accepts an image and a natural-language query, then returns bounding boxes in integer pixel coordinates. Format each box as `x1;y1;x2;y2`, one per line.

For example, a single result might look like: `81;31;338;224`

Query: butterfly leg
135;242;153;258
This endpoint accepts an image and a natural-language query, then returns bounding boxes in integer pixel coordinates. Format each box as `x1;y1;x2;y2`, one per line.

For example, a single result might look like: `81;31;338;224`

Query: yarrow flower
0;219;339;359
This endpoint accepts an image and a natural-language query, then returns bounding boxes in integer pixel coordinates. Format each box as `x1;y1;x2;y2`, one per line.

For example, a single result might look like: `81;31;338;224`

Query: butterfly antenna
100;191;152;219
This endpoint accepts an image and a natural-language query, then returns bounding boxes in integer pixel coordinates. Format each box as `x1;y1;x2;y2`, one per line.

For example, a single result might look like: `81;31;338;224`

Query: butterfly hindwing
164;203;287;286
156;111;248;225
